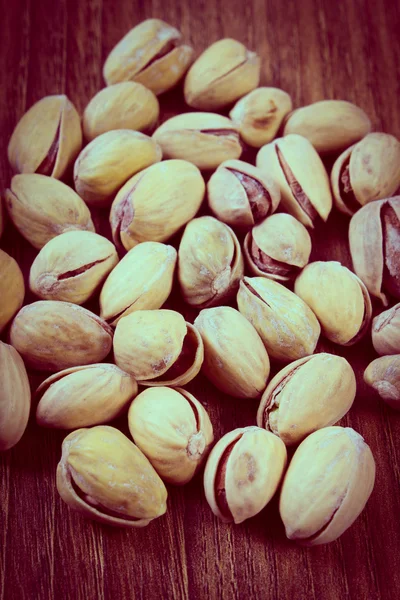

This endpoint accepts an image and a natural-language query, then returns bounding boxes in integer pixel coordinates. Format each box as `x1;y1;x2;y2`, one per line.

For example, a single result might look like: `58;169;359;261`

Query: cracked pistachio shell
184;38;260;110
10;301;113;372
0;342;31;451
57;425;167;527
99;242;176;326
230;87;293;148
114;309;203;387
8;95;82;179
280;427;375;545
153;113;242;170
237;276;320;362
0;249;25;333
256;134;332;228
83;82;159;141
207;160;280;230
349;197;400;305
364;355;400;410
5;174;94;249
257;353;356;446
294;261;372;346
204;426;287;524
332;133;400;216
29;231;118;305
283;100;371;154
103;19;194;95
74;130;162;207
244;213;311;282
36;364;137;429
128;386;213;485
110;160;204;251
372;303;400;355
178;216;244;308
194;306;270;398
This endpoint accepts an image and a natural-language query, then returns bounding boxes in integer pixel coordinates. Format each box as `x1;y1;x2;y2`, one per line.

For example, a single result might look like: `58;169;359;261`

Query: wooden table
1;0;400;598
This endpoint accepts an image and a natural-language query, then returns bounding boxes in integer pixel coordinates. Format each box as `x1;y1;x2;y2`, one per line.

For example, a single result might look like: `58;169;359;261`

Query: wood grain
1;0;400;598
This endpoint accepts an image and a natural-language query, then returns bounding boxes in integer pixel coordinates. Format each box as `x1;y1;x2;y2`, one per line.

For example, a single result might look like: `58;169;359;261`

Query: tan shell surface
364;355;400;410
372;303;400;355
0;249;25;333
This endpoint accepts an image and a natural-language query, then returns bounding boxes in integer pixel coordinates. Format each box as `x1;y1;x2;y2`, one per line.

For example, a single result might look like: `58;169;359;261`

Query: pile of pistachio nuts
1;18;400;545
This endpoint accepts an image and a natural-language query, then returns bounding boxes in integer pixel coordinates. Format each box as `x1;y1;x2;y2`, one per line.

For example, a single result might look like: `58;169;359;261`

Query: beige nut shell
372;304;400;355
364;355;400;410
0;249;25;333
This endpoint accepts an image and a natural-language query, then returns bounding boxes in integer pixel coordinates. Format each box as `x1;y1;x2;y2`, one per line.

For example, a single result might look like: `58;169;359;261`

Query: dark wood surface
1;0;400;599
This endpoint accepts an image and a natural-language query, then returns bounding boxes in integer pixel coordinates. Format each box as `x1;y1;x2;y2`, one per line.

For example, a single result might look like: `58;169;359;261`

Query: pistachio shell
207;159;280;230
257;353;356;445
36;363;137;429
8;95;82;179
110;160;204;251
244;213;311;281
178;216;244;308
29;231;118;304
184;38;260;110
0;249;25;333
204;426;287;524
364;355;400;410
256;134;332;227
230;87;293;148
372;303;400;355
10;301;113;371
194;306;270;398
57;425;167;527
294;261;372;345
237;276;320;362
103;19;193;95
99;242;177;326
283;100;371;154
74;130;162;206
83;82;160;141
279;426;375;545
0;342;31;451
5;174;95;249
153;113;242;170
114;309;203;387
128;386;213;485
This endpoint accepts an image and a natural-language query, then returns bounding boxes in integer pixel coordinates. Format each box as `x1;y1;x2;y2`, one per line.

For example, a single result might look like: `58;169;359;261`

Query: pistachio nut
114;309;203;387
153;113;242;170
244;213;312;281
207;159;280;230
74;129;162;207
237;276;320;362
99;241;176;326
8;95;82;178
279;426;376;545
256;134;332;228
0;249;25;333
349;197;400;305
57;425;167;527
5;174;95;249
36;363;137;429
257;353;356;446
83;82;160;141
283;100;371;154
29;231;118;305
103;18;194;95
0;342;31;451
332;133;400;216
364;355;400;410
229;87;293;148
128;386;213;485
178;216;244;308
294;261;372;346
204;426;287;524
10;301;113;371
372;303;400;355
194;306;270;398
110;160;204;250
184;38;260;110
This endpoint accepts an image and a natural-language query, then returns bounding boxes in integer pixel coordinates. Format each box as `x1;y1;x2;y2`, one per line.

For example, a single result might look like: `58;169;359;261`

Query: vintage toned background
1;0;400;599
